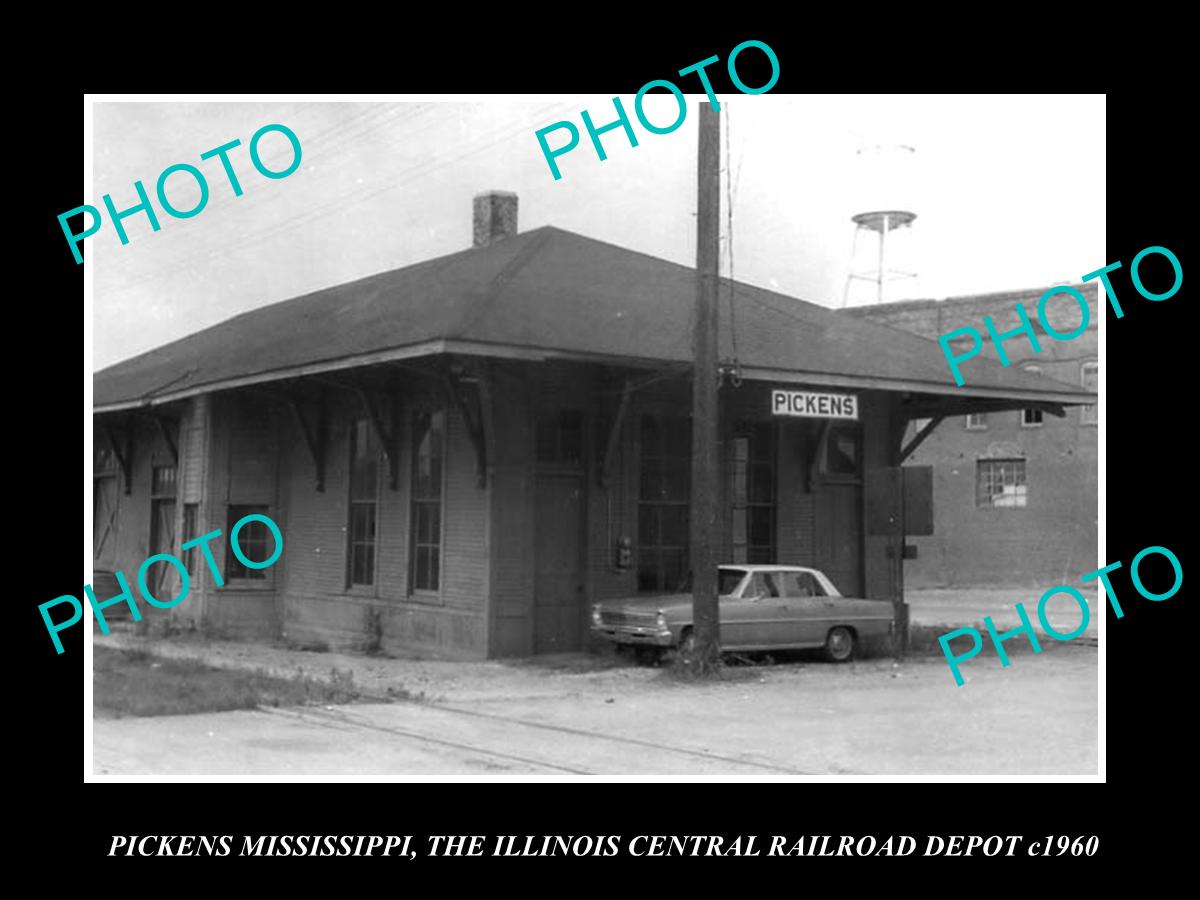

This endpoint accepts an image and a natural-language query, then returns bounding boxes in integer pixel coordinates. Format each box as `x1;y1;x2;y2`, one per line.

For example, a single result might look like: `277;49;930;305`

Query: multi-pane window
536;410;583;465
151;465;177;497
410;410;445;593
1081;361;1098;425
730;421;776;564
638;414;690;593
347;418;380;587
965;412;988;430
149;466;179;596
226;504;273;580
976;458;1027;508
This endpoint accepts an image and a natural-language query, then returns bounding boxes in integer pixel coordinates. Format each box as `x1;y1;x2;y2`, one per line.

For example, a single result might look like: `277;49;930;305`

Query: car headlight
656;611;667;629
592;605;603;625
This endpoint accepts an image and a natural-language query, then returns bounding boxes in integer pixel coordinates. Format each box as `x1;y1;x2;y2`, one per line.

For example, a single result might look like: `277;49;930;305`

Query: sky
90;94;1105;370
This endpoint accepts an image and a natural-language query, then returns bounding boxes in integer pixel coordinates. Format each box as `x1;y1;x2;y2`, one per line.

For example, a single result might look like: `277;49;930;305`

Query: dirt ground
93;607;1098;777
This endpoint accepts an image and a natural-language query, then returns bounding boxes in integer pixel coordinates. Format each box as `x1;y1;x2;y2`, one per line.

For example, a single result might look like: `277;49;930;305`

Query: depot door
534;472;585;653
815;483;863;597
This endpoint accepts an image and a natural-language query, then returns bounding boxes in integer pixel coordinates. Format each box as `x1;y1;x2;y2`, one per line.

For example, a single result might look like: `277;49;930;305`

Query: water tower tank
843;144;920;306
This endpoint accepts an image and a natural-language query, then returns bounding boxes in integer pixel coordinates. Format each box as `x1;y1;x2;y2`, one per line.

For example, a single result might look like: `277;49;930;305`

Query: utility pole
690;102;721;671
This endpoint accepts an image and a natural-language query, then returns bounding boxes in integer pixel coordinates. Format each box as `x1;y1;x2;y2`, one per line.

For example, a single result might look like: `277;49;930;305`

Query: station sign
771;389;858;420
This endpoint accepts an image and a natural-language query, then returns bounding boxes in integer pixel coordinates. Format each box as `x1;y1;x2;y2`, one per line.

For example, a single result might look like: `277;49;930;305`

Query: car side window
781;572;826;598
749;573;781;599
800;572;826;597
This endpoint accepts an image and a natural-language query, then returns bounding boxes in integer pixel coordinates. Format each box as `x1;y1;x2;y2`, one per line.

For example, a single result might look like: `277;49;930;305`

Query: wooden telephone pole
690;102;721;670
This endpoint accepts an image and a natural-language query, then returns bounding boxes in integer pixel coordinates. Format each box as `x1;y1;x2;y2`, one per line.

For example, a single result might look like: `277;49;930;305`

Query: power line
100;102;577;294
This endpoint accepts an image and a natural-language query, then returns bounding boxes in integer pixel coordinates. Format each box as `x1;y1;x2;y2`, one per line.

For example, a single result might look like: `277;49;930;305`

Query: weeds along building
847;286;1098;588
91;193;1095;658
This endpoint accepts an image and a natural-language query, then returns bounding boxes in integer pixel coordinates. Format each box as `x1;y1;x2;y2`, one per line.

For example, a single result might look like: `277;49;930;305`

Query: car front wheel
824;626;855;663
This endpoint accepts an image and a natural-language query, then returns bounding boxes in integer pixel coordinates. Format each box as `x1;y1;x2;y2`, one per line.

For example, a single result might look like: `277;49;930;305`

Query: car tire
824;626;855;663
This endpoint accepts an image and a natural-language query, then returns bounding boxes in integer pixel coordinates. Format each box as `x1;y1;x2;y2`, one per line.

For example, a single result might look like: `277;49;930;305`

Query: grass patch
93;646;381;719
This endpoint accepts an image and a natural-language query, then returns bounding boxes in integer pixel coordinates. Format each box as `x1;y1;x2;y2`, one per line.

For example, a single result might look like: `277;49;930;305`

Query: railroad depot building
91;193;1095;658
848;286;1098;588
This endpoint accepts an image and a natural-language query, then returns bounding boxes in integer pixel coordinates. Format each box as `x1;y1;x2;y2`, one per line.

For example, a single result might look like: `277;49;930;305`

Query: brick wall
851;285;1099;587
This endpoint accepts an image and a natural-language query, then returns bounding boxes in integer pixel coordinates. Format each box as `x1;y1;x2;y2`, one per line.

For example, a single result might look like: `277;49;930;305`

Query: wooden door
533;472;584;653
815;484;863;597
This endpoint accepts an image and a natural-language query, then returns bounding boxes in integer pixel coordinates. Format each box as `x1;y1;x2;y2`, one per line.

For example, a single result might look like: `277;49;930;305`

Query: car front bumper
591;624;675;648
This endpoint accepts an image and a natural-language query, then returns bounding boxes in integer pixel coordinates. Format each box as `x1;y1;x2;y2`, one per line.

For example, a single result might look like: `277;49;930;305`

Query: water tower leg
842;224;863;308
877;213;889;304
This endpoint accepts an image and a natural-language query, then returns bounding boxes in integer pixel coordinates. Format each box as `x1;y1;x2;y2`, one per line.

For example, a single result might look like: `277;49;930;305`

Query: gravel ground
94;624;1097;777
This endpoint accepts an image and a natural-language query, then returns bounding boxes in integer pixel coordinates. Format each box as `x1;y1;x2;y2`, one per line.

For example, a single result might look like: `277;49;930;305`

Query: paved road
93;645;1097;778
907;587;1101;637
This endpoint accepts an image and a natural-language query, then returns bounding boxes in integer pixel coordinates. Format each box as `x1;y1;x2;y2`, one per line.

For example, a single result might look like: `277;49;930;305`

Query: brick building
91;193;1094;658
849;285;1098;588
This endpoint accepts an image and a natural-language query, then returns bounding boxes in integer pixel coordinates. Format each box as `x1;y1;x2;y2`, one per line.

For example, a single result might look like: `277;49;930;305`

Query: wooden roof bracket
354;388;399;490
901;415;945;463
288;397;327;492
599;378;633;488
103;418;134;495
442;370;489;489
151;413;178;466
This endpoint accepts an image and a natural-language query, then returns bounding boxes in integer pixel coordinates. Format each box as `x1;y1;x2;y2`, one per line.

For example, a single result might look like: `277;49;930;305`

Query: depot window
227;504;273;580
347;418;380;588
976;458;1027;508
410;409;445;594
638;414;690;593
730;420;776;564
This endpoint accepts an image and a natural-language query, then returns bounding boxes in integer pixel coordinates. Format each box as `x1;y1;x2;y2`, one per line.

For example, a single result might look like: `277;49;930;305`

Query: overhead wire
104;103;436;289
101;101;578;293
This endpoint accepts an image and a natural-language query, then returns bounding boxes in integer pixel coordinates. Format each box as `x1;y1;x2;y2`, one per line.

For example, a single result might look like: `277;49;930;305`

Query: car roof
718;564;823;574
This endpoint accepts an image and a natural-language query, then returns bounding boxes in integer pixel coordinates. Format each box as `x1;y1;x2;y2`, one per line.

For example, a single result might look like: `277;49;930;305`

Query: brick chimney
473;191;518;248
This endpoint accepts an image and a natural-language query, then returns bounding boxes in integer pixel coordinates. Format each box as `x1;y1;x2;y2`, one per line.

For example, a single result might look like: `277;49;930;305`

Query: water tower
842;144;919;307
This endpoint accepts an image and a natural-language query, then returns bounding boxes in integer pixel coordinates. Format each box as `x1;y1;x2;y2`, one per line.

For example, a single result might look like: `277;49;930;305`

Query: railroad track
259;701;819;776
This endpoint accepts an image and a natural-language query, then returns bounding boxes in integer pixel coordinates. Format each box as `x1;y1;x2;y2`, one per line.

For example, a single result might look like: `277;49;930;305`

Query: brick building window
638;414;690;593
410;410;445;593
226;504;273;580
976;458;1027;508
1081;361;1098;425
965;412;988;430
347;418;380;588
730;421;776;564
